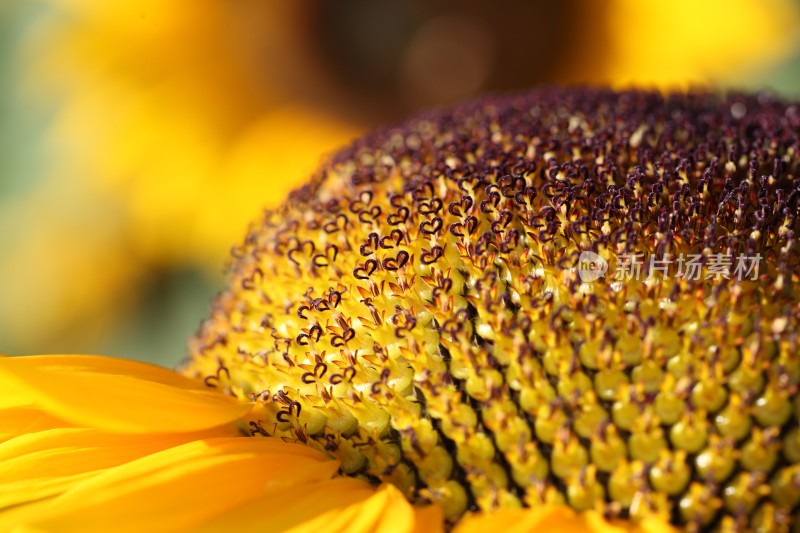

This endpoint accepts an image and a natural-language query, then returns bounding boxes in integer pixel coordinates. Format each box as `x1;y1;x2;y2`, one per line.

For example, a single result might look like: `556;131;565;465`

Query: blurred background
1;0;799;367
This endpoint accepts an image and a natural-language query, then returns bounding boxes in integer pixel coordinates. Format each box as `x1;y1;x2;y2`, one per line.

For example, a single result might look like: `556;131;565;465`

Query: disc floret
188;89;800;530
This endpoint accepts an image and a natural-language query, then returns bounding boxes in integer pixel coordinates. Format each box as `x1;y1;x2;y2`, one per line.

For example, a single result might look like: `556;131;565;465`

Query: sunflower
3;88;800;532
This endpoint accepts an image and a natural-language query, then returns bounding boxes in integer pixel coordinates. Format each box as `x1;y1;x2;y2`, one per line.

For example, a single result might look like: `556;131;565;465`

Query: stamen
186;88;800;529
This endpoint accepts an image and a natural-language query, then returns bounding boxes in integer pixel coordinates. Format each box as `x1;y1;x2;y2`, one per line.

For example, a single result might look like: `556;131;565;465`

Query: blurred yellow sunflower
2;0;799;362
2;0;361;359
598;0;800;89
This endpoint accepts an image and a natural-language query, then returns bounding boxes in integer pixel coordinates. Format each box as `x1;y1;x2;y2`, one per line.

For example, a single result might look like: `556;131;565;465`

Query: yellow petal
0;473;97;515
370;485;444;533
455;507;676;533
196;480;443;533
455;506;585;533
0;425;239;509
0;355;250;433
410;502;445;533
1;437;339;532
0;406;72;444
0;372;32;410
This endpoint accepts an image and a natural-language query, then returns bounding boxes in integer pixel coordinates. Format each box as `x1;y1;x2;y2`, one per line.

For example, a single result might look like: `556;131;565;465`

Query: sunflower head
186;88;800;530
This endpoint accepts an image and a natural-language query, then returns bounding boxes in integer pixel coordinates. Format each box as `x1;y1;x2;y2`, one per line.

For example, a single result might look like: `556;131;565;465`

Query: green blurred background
1;0;799;368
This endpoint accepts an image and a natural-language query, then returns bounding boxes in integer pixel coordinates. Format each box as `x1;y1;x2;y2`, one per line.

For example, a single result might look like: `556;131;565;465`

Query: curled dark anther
287;240;316;266
323;213;349;233
418;198;443;215
412;182;435;202
241;268;264;290
490;211;514;234
330;327;356;347
448;195;475;217
330;366;356;385
353;259;379;280
387;206;410;226
380;228;405;248
249;420;270;436
432;277;453;298
348;190;373;213
311;298;330;312
358;205;383;224
276;401;302;422
419;217;443;235
421;245;444;265
382;250;410;271
359;232;380;256
327;289;343;308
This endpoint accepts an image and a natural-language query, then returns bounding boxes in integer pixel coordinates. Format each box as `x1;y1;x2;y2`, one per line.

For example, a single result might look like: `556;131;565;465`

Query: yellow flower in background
599;0;800;89
2;0;800;361
28;0;361;267
2;0;360;357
